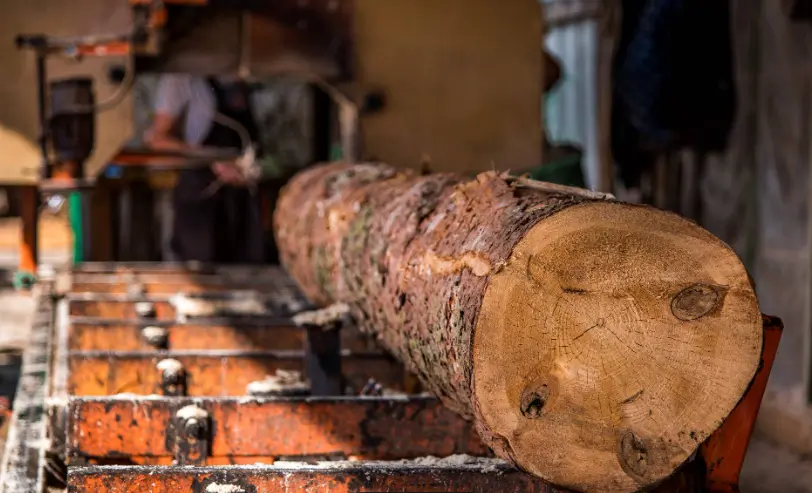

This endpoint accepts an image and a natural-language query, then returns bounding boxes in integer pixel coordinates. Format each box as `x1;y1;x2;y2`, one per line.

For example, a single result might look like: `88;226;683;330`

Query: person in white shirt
146;74;265;263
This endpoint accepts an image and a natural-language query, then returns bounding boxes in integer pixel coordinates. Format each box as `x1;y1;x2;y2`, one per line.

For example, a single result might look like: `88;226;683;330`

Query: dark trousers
171;168;264;264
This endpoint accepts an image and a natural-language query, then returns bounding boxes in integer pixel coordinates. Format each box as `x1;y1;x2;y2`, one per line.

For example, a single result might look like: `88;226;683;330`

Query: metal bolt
127;282;146;298
157;359;185;396
142;326;168;349
134;301;156;318
184;418;202;439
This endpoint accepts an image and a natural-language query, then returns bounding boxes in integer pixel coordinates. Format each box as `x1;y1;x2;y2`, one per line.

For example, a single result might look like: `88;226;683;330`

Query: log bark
273;162;763;493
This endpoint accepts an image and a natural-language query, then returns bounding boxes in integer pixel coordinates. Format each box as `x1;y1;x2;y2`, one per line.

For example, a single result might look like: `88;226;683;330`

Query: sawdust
291;303;350;329
175;404;208;421
205;484;245;493
170;292;269;321
156;359;183;378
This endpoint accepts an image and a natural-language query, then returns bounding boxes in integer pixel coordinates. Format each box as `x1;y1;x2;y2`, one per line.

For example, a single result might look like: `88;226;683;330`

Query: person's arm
145;75;194;151
543;49;562;93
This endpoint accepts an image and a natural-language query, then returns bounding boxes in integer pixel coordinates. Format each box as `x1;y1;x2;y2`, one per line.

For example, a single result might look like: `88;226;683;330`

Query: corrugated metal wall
542;0;602;190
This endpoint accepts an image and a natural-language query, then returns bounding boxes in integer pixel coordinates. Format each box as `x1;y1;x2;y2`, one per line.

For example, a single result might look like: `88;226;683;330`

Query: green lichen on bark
313;245;332;297
340;202;374;296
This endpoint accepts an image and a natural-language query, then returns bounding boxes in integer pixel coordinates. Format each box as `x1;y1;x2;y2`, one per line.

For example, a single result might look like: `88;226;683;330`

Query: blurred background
0;1;808;491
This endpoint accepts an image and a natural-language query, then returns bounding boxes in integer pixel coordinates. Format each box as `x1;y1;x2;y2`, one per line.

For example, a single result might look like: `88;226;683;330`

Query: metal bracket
293;303;351;396
172;405;210;466
12;271;38;291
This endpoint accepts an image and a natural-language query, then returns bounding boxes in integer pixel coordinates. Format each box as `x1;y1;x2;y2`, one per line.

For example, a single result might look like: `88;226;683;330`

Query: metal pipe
35;52;49;180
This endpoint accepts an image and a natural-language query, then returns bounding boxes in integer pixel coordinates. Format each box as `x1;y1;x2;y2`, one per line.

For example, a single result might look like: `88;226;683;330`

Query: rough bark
273;162;763;493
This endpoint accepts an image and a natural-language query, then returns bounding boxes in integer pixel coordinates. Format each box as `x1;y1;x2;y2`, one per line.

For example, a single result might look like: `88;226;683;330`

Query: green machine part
69;191;83;265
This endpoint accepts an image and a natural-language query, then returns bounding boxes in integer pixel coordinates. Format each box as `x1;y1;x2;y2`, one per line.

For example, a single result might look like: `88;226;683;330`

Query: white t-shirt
153;74;217;146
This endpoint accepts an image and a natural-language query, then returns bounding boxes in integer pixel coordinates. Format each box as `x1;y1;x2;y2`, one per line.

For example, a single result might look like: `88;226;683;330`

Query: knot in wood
671;284;721;321
520;383;550;419
619;431;649;478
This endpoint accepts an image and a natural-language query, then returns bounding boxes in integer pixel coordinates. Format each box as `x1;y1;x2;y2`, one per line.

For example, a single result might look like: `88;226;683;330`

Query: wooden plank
68;396;488;460
67;350;404;396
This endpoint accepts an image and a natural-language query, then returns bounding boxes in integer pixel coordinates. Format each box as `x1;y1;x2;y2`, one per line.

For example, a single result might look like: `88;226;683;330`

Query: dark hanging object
49;77;96;171
611;0;737;188
789;0;812;21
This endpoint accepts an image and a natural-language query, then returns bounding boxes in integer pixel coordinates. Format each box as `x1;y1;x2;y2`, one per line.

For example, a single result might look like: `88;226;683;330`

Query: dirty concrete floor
741;436;812;493
0;216;808;491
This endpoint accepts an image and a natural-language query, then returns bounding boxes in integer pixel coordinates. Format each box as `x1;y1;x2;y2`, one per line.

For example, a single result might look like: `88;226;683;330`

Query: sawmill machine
6;0;546;283
0;2;782;493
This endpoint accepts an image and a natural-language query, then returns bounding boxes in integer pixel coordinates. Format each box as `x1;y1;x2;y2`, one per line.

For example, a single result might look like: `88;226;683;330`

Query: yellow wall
354;0;544;174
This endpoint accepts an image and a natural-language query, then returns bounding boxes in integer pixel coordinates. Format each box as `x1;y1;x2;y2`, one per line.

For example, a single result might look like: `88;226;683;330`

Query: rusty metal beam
67;350;404;396
67;291;307;320
71;277;278;295
66;461;555;493
69;267;297;294
69;296;175;319
67;396;489;461
0;282;55;492
66;457;708;493
68;318;377;352
71;262;289;276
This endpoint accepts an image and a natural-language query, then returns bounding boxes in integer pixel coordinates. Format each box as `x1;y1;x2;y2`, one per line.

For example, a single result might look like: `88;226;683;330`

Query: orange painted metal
69;321;378;352
67;351;405;396
699;315;783;493
72;262;281;275
18;186;39;276
70;267;289;292
68;397;489;460
68;298;175;319
66;463;558;493
70;278;275;294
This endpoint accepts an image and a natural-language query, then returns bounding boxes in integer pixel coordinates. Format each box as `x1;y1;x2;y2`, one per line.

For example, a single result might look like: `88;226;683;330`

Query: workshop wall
353;0;544;175
697;0;812;453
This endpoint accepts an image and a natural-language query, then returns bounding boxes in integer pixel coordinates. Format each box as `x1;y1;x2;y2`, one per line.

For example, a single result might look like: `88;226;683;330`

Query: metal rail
0;282;54;493
0;263;785;492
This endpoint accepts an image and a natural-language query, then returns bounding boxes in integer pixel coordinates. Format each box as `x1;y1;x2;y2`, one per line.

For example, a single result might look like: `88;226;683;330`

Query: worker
146;74;265;264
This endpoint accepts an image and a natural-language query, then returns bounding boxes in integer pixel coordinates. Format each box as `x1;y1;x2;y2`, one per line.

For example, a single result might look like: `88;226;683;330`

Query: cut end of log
472;201;762;493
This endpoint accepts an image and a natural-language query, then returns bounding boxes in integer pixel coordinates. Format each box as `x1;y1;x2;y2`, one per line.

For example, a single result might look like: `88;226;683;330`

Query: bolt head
134;302;156;318
184;418;203;438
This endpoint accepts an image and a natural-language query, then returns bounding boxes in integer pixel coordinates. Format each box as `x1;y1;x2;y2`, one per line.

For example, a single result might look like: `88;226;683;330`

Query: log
273;162;763;493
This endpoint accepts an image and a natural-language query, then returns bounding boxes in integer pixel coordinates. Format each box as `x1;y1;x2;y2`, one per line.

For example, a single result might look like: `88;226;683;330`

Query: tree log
273;162;762;493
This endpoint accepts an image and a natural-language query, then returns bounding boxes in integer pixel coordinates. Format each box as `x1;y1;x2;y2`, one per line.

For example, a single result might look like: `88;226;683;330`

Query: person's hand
212;160;247;185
